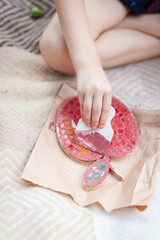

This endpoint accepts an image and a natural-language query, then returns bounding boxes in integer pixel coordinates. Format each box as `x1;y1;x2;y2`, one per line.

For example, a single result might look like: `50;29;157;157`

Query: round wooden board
55;96;139;162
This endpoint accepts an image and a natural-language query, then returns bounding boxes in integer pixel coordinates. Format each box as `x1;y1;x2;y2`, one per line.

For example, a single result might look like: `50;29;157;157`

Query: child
39;0;160;130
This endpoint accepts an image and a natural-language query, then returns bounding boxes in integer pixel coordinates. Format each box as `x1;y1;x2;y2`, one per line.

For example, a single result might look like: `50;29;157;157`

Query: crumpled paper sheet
21;83;160;212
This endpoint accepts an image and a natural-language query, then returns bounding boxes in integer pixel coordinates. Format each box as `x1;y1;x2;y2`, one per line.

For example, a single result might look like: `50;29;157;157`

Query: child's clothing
119;0;160;13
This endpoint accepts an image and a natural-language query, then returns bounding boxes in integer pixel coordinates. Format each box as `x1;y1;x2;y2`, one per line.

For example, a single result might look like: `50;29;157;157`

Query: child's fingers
83;94;92;126
91;94;103;129
78;92;84;120
99;93;111;128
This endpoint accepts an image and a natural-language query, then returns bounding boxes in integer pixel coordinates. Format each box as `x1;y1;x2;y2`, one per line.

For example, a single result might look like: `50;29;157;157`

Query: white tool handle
75;107;115;142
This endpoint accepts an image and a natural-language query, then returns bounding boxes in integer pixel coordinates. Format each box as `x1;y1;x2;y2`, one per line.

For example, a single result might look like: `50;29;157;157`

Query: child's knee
39;23;75;74
39;26;63;68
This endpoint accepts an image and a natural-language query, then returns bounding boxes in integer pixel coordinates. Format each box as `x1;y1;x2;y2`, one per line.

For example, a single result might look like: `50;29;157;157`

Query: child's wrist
76;63;103;77
72;50;102;76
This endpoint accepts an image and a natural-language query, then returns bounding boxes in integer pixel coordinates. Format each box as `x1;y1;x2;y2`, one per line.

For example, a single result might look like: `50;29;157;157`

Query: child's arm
54;0;112;129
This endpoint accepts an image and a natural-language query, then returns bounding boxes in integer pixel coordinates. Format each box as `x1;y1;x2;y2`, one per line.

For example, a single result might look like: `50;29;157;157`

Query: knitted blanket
0;0;55;53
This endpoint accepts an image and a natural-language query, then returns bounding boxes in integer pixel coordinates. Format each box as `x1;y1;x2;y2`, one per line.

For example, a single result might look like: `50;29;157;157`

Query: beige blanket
0;47;160;240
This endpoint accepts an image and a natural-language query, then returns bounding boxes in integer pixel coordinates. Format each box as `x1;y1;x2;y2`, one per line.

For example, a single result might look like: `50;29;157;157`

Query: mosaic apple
55;96;139;190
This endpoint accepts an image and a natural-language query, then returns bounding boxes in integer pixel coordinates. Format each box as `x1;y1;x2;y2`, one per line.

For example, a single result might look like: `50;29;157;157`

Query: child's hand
77;67;112;129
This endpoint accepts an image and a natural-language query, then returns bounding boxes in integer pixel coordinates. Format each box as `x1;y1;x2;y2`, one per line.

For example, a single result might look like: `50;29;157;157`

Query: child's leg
82;0;130;39
39;1;160;74
39;0;129;74
117;13;160;38
95;13;160;68
95;28;160;69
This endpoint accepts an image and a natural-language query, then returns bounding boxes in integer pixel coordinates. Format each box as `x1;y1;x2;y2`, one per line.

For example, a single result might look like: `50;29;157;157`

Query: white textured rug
0;47;160;240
